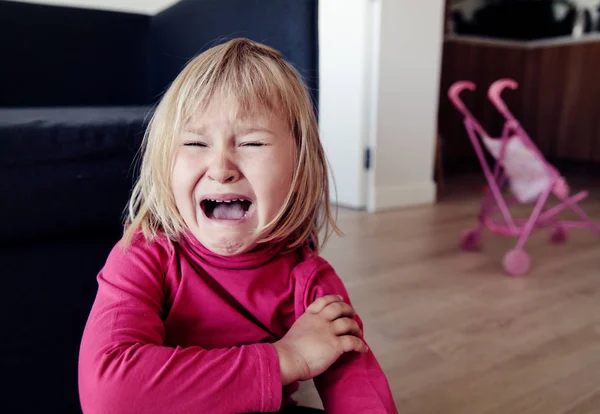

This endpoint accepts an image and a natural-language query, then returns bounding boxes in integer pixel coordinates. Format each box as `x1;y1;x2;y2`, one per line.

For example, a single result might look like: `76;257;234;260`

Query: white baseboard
368;181;437;212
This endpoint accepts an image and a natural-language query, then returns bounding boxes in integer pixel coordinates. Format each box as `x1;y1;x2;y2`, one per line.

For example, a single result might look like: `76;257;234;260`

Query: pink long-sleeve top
78;231;397;413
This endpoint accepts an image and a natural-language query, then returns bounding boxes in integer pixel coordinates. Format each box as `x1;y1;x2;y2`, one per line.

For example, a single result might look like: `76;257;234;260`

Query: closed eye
241;142;266;147
184;142;208;147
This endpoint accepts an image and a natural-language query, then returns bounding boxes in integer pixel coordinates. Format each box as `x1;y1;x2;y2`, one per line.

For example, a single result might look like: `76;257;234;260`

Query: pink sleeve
302;259;398;414
78;236;282;414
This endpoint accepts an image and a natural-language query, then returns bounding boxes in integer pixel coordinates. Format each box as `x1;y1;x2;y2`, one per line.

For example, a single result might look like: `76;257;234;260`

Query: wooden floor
295;175;600;413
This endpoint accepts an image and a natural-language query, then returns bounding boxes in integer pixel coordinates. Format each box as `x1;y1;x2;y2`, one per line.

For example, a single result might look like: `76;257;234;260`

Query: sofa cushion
0;107;151;244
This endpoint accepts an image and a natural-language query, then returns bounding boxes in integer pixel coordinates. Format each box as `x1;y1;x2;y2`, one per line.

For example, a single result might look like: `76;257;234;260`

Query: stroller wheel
460;229;481;251
550;226;568;244
503;249;530;276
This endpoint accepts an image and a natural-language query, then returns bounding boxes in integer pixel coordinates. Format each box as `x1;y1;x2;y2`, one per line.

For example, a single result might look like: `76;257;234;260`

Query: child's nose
209;169;239;183
207;155;240;184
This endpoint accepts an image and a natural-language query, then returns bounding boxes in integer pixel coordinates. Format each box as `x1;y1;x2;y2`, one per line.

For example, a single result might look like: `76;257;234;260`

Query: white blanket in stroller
481;134;552;204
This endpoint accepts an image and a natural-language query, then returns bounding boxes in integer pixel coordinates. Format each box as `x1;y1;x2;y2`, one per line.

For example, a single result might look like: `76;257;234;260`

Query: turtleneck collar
179;231;287;270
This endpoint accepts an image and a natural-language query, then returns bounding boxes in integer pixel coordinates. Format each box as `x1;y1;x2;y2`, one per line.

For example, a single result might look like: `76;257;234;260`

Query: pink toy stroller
448;78;600;276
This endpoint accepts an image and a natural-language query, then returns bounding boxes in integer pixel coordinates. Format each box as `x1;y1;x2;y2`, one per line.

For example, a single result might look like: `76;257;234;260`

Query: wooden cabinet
438;35;600;170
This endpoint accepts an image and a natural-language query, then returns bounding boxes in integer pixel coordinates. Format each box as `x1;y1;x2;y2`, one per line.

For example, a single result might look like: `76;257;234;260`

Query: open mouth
200;198;253;220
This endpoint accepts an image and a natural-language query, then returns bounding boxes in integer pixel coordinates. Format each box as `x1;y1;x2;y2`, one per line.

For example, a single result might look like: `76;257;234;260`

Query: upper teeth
208;199;244;203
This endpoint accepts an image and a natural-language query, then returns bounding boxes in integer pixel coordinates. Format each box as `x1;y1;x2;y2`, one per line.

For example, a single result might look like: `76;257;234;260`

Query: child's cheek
172;153;201;199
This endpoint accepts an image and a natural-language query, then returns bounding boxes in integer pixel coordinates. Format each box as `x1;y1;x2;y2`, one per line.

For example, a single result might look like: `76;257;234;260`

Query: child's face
172;97;296;256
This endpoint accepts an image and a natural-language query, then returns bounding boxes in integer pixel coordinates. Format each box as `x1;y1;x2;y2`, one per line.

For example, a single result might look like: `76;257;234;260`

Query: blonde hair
123;37;341;254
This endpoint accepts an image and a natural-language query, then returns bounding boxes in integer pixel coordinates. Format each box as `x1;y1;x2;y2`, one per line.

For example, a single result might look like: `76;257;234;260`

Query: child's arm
302;259;399;414
78;238;282;414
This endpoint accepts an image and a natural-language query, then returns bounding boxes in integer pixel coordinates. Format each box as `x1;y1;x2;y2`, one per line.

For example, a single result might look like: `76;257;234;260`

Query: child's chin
201;235;256;256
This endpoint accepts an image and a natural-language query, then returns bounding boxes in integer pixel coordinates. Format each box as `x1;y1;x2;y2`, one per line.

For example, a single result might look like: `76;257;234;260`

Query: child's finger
320;301;356;321
339;335;369;353
332;317;362;338
306;295;344;314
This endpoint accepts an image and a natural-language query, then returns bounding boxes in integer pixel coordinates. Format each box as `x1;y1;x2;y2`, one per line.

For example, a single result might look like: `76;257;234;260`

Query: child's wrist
273;342;298;386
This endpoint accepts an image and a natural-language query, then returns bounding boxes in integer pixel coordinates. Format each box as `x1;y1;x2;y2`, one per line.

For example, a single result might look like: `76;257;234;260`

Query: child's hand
273;295;368;385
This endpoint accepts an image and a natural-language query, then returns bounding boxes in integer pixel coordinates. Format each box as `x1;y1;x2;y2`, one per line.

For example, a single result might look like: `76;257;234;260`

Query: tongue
212;202;245;220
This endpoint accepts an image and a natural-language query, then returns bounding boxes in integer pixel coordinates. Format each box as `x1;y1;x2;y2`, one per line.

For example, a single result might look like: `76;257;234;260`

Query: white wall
319;0;377;209
368;0;444;211
6;0;179;14
319;0;444;212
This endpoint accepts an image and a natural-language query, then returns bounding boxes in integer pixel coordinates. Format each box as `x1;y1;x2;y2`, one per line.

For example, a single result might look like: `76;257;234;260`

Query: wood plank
554;44;598;160
533;45;569;158
521;48;543;152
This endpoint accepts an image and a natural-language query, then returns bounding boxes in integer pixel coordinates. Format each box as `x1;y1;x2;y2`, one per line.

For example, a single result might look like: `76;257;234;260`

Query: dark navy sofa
0;1;318;413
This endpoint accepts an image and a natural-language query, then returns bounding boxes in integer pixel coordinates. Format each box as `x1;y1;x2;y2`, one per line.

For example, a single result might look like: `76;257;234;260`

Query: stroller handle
488;79;518;121
448;81;476;118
